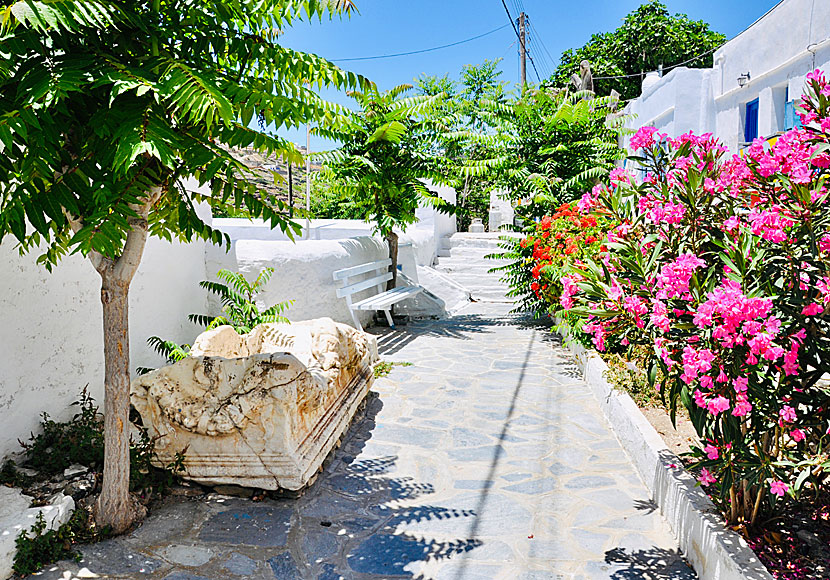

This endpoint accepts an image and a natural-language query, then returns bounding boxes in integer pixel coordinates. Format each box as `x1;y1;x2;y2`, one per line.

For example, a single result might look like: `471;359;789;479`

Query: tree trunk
385;231;399;292
95;276;141;534
92;207;154;533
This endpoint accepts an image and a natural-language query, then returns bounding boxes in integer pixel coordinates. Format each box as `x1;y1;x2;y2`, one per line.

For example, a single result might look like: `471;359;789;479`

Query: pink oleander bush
564;72;830;525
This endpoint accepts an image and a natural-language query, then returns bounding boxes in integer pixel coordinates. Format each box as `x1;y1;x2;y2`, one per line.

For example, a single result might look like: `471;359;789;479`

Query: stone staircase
434;232;519;303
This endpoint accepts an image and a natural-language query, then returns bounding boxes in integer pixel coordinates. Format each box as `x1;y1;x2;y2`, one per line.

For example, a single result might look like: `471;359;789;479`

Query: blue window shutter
745;99;759;142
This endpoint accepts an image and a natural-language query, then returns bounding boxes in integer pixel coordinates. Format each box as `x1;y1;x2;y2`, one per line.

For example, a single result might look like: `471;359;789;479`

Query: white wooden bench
333;259;423;331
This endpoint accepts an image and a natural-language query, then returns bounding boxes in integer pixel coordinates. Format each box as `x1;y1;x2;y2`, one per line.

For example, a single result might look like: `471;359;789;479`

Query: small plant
129;426;187;495
20;387;104;475
13;506;109;576
191;267;291;334
374;361;413;378
14;512;74;575
139;267;292;373
602;351;665;409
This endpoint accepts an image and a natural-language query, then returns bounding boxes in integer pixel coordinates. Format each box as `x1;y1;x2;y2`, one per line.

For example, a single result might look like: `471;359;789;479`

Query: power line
528;19;556;74
499;0;522;44
331;23;510;62
499;1;541;84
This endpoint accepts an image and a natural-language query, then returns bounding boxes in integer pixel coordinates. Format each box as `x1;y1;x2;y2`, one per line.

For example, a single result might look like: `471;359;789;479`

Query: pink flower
560;276;581;310
631;126;658;150
802;303;824;316
769;480;789;497
699;468;717;487
609;168;631;185
746;207;794;243
656;254;705;301
732;395;753;417
723;216;741;231
779;405;797;424
650;299;670;333
790;429;806;442
707;396;731;416
704;444;719;460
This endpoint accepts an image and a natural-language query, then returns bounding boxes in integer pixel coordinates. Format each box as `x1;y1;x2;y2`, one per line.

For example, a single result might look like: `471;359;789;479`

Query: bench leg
350;309;363;332
383;309;395;329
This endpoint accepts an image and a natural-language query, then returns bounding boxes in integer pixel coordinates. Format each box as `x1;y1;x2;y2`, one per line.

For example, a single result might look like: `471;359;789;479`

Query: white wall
205;236;388;328
624;0;830;153
0;216;209;459
0;182;453;461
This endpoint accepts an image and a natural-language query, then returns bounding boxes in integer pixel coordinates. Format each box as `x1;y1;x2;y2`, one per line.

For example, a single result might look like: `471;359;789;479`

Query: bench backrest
333;259;392;299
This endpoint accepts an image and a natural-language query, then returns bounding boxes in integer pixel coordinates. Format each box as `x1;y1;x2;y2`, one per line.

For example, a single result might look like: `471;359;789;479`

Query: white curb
566;339;774;580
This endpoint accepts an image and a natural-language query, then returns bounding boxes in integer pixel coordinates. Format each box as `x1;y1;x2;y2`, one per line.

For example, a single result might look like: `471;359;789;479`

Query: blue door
745;98;759;142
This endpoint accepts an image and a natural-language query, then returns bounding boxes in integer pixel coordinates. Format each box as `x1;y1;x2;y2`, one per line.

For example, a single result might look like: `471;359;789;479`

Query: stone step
442;247;509;259
434;261;510;273
445;232;520;249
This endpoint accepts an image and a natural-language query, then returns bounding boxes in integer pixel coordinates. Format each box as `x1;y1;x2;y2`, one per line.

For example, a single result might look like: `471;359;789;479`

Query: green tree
465;88;627;220
0;0;365;532
552;1;726;100
315;85;454;289
417;60;511;230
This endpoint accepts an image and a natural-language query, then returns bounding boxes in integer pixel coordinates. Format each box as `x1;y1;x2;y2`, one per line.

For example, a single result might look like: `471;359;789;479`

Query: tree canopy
552;1;726;100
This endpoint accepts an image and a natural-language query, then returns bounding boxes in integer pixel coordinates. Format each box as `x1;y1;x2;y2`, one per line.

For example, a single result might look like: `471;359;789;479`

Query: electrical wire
498;0;541;83
331;23;510;62
528;19;556;74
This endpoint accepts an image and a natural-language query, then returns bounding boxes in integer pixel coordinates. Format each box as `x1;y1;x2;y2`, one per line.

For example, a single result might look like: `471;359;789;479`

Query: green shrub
19;389;184;494
21;388;103;475
13;507;106;576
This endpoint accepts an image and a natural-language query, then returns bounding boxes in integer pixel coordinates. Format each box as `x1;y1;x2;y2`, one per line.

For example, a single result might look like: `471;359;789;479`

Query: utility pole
287;163;293;218
305;123;311;239
519;12;527;87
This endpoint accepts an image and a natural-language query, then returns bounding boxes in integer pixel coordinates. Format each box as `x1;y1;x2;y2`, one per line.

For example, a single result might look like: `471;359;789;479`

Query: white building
624;0;830;153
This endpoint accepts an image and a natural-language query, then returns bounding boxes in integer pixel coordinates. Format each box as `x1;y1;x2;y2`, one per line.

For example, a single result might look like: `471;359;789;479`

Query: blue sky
278;0;782;150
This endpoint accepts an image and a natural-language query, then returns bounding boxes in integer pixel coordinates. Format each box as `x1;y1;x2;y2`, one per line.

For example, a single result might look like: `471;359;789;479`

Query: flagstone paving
46;301;696;580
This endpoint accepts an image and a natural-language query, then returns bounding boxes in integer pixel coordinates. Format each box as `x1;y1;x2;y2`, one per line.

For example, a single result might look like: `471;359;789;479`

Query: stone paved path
46;302;696;580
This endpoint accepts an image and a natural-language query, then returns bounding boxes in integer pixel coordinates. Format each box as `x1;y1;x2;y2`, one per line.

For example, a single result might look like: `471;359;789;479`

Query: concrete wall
205;236;388;329
0;197;210;459
624;0;830;152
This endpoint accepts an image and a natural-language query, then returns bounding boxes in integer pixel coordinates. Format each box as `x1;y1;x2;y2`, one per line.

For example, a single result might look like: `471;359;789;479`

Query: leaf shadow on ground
373;313;495;356
281;391;484;578
603;546;697;579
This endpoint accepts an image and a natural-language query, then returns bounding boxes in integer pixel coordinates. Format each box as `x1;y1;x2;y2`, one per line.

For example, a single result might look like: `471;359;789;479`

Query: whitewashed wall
624;0;830;152
0;216;209;459
0;179;452;460
205;236;388;328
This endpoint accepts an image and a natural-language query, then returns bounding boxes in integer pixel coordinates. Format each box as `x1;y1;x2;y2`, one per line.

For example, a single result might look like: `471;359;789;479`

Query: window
744;98;759;143
784;88;803;131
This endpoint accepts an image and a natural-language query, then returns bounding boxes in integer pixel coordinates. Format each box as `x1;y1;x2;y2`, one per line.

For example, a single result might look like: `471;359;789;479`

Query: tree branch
62;208;109;274
114;185;164;282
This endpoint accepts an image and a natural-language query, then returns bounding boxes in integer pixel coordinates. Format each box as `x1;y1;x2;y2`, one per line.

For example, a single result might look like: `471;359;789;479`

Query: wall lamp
737;72;751;88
